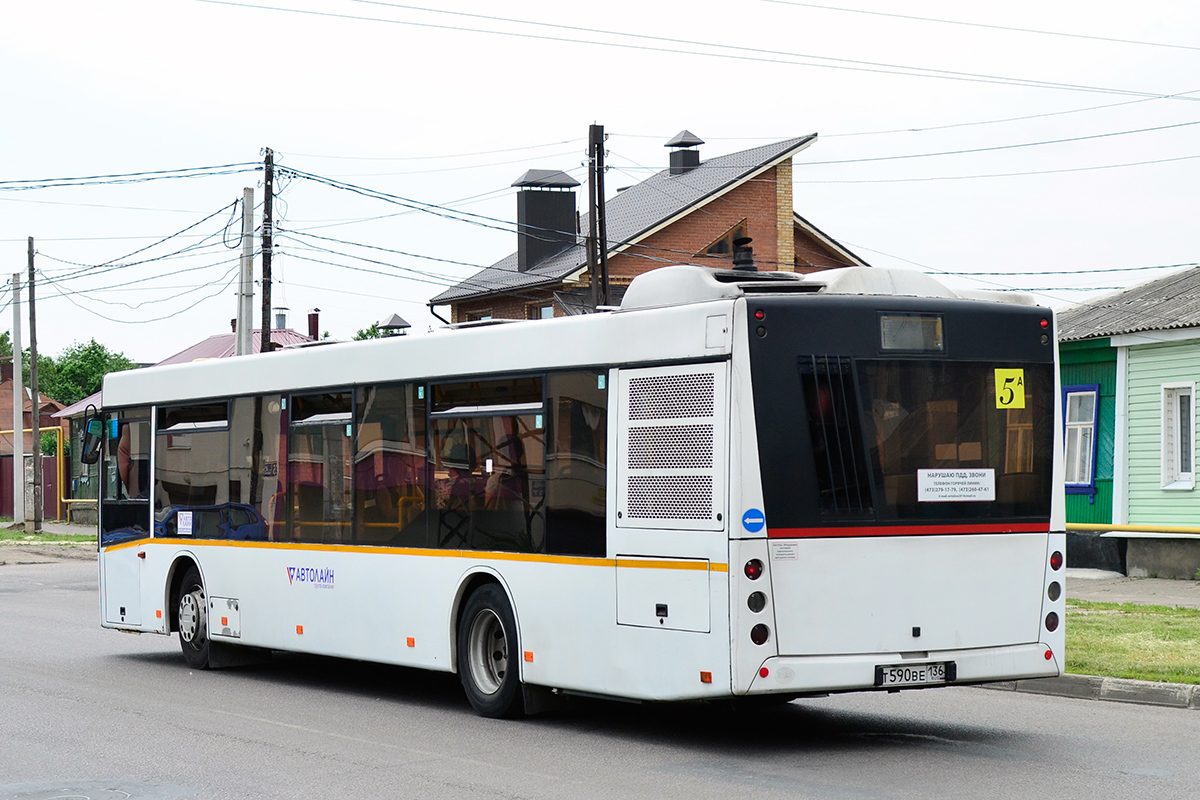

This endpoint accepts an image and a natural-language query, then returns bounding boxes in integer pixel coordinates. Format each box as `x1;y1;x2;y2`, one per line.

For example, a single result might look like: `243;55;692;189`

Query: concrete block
1014;674;1102;699
1099;677;1194;708
1126;539;1200;580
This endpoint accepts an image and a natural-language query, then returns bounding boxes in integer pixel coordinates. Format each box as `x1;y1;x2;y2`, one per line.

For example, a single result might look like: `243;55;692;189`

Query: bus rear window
856;360;1053;520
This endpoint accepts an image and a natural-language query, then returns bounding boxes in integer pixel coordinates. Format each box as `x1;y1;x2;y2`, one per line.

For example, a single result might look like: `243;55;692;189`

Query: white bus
95;264;1065;717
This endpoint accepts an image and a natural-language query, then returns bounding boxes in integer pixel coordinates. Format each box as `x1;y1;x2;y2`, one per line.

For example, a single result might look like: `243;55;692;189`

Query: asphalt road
3;558;1199;800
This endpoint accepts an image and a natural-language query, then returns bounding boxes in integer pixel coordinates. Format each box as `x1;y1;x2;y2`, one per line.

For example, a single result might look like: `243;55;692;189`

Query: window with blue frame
1063;385;1099;492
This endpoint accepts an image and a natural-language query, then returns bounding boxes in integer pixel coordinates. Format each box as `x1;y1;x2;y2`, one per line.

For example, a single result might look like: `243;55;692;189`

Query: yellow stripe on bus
104;537;728;572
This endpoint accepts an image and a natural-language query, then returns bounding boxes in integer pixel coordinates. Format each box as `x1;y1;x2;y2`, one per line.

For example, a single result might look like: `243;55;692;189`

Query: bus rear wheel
177;566;211;669
458;583;523;718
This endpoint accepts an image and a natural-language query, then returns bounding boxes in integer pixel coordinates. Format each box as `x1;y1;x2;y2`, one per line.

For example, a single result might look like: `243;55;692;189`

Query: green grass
1066;599;1200;685
0;527;94;544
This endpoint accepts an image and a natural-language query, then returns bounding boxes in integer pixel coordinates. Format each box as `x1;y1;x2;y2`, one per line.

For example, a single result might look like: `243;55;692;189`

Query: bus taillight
747;591;766;613
750;624;770;645
744;559;764;580
1049;550;1063;571
1045;612;1059;632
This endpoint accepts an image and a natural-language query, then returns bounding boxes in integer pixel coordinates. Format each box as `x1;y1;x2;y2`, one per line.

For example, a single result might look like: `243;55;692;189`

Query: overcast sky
2;0;1197;364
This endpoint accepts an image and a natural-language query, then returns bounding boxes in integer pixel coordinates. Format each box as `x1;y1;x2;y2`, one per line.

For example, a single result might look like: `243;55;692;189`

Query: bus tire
177;566;211;669
458;583;523;718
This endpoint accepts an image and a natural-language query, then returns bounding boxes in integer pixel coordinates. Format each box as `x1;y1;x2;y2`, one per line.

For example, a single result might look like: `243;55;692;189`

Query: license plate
876;662;947;687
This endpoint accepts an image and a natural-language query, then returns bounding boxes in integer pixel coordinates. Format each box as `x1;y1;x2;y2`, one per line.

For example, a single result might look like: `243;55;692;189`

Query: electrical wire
793;153;1200;183
760;0;1200;52
42;265;241;324
0;164;260;192
285;138;584;161
192;0;1195;101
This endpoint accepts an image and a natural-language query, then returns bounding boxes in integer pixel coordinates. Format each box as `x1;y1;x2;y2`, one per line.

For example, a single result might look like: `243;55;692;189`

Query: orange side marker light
296;625;304;635
221;617;229;626
156;609;162;619
406;637;415;648
523;651;534;663
700;671;713;684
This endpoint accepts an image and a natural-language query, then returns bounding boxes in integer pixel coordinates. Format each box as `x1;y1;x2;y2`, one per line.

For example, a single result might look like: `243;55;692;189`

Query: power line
760;0;1200;52
285;138;584;161
798;119;1200;166
793;152;1200;183
192;0;1196;101
41;265;241;324
0;163;260;192
34;201;240;284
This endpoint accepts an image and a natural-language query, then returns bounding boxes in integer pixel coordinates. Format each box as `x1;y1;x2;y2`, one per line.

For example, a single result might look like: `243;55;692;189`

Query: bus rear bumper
746;642;1061;695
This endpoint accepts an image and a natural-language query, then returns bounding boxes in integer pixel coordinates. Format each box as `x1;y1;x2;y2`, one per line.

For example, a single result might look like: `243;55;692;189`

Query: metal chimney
275;306;288;331
511;169;580;273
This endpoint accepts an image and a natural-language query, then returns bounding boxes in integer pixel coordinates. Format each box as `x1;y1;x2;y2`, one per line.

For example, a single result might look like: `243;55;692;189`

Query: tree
354;322;383;340
38;339;137;407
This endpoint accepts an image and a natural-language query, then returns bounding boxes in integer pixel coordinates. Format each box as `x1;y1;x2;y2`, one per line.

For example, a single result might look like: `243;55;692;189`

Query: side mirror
80;405;103;465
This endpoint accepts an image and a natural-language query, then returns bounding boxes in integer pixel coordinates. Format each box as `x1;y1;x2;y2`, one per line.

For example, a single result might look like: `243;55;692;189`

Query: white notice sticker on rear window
917;469;995;502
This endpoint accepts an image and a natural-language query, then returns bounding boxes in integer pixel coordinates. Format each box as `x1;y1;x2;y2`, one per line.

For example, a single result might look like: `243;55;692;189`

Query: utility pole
586;130;600;311
591;123;610;308
26;238;41;533
10;274;23;526
236;187;254;356
260;148;274;355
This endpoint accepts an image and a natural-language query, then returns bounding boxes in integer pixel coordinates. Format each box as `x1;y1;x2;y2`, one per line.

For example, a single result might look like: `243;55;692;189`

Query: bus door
100;410;151;626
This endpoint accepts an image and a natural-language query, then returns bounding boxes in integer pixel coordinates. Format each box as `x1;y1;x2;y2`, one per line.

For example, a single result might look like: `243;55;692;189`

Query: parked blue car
154;503;268;541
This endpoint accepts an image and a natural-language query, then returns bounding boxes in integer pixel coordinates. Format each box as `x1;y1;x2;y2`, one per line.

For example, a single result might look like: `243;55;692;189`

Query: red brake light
1050;550;1063;571
754;309;766;321
744;559;764;580
1040;318;1049;328
1045;612;1060;632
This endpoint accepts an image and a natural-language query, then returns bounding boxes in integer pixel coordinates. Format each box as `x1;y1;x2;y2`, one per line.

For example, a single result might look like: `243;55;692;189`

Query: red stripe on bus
768;523;1051;539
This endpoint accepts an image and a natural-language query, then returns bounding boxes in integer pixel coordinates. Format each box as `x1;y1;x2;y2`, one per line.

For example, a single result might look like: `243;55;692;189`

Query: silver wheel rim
466;608;507;695
179;589;206;645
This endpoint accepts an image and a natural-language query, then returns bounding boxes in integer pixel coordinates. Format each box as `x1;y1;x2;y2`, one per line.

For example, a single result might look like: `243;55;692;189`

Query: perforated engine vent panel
627;476;714;519
627;425;714;470
628;374;715;420
617;363;728;531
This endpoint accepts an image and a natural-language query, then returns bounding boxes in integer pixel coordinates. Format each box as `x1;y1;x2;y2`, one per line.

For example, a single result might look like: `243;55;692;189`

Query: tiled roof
1057;265;1200;342
430;135;817;305
155;328;313;365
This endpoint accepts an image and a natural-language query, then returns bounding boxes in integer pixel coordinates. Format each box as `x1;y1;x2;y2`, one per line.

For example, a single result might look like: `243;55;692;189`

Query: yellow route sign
995;369;1026;409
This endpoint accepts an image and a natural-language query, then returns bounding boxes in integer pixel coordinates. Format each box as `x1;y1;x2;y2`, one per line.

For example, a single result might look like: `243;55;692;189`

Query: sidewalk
985;568;1200;711
0;520;97;563
1068;568;1200;609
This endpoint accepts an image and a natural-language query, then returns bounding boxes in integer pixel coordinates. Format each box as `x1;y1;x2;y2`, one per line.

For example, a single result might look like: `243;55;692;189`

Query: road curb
982;674;1200;710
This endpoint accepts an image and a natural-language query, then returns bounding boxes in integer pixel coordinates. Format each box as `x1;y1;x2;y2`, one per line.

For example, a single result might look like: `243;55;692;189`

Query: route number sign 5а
994;369;1025;409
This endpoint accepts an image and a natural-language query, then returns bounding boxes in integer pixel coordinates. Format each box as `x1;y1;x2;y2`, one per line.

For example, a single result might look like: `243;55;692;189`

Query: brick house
430;132;867;321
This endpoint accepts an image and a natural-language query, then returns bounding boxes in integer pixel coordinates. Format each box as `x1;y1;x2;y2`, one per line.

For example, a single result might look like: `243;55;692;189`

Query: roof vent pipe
275;307;288;331
732;236;757;272
665;129;704;176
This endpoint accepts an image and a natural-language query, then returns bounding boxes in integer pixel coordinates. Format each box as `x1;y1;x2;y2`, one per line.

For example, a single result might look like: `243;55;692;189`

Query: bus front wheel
177;566;211;669
457;583;523;718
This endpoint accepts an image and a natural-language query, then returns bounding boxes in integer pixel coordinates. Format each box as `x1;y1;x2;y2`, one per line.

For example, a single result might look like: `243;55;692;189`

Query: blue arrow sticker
742;508;766;533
